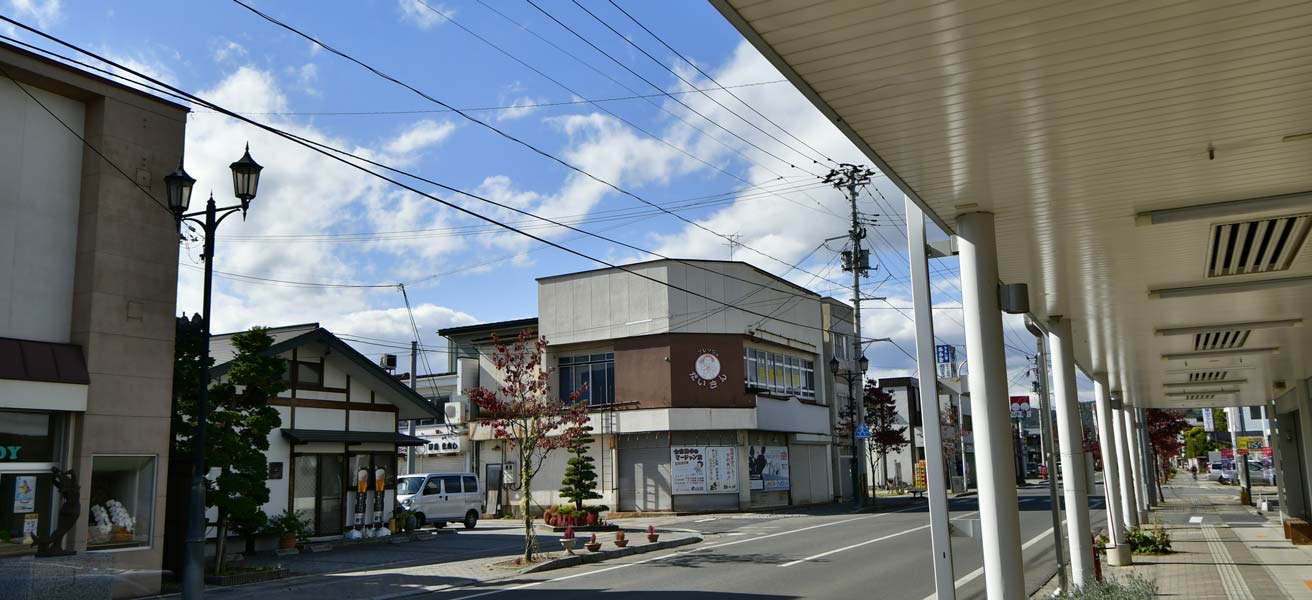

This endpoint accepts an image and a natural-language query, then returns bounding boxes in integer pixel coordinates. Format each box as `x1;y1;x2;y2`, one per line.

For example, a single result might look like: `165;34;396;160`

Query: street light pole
168;145;263;600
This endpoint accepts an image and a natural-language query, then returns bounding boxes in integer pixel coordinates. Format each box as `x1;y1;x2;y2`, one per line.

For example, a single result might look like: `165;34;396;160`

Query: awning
280;429;427;446
0;337;89;412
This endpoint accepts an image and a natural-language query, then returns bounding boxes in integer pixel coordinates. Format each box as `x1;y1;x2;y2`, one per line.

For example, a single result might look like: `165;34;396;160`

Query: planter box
205;567;289;587
549;524;618;533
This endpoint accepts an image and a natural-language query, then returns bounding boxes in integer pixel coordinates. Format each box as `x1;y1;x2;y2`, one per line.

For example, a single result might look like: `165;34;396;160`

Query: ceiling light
1149;275;1312;299
1161;347;1278;360
1163;389;1240;397
1162;380;1247;388
1155;318;1302;336
1135;190;1312;225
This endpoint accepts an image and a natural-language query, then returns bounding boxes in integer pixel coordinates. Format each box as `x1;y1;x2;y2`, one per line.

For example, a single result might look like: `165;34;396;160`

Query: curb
518;536;703;574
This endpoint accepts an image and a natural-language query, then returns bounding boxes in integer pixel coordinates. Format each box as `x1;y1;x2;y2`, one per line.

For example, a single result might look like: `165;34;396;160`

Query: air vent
1186;394;1215;401
1188;371;1229;382
1206;214;1310;277
1192;330;1251;351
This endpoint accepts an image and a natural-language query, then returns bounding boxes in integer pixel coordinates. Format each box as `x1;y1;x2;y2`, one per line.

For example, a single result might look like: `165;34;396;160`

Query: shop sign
689;349;729;390
749;446;789;491
424;434;461;455
13;475;36;513
671;446;738;494
0;446;23;461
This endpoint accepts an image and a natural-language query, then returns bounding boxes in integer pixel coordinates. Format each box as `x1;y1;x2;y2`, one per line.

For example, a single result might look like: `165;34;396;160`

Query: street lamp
831;353;869;507
167;145;263;600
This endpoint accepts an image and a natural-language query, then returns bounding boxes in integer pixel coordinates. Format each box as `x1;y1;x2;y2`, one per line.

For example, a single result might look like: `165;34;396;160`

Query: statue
35;467;80;557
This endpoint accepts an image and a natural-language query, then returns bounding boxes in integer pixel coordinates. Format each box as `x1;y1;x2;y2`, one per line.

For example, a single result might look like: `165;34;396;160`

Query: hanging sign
1202;409;1215;432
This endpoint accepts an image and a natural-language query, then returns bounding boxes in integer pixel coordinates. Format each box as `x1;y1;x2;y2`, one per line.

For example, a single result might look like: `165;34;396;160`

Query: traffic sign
854;422;871;439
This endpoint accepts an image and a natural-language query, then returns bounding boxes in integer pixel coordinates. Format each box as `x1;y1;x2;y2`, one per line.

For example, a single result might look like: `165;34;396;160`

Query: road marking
779;524;931;567
694;518;717;523
452;506;922;600
918;523;1059;600
1190;516;1204;524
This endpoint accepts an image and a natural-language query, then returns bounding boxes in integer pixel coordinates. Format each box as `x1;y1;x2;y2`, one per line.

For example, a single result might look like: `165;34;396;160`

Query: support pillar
1093;377;1130;565
1125;408;1148;516
1114;406;1140;529
906;196;956;600
1047;318;1094;584
956;212;1025;600
1136;408;1158;507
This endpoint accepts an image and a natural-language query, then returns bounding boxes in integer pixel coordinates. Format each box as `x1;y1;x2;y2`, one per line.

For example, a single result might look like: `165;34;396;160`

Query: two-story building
452;259;848;514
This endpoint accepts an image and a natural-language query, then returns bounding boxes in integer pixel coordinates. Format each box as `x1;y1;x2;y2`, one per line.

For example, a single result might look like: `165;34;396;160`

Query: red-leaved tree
865;380;908;488
1146;409;1189;490
467;331;589;562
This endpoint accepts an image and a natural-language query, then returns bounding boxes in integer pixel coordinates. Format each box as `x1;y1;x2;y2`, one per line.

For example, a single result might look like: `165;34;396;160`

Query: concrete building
0;41;186;596
398;372;466;475
447;260;845;514
715;3;1312;593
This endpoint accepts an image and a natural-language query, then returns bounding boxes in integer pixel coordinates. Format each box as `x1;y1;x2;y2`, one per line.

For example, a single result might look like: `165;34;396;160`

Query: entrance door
292;454;346;536
484;464;503;516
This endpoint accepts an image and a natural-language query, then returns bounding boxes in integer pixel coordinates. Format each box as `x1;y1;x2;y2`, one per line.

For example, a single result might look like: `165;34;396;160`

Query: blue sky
3;0;1091;400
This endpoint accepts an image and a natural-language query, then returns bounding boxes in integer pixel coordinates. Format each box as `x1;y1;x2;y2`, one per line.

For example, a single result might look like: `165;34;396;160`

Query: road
421;485;1108;600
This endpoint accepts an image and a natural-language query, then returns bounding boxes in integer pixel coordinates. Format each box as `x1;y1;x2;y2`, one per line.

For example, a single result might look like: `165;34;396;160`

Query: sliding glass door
291;454;345;536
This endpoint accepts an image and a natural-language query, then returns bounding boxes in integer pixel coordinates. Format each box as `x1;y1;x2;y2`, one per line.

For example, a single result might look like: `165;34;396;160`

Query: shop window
0;411;57;463
87;456;156;550
743;349;816;398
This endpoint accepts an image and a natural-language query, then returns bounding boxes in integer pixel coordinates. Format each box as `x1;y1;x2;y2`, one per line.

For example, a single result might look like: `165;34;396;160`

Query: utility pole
1029;334;1067;593
408;340;418;475
825;164;874;507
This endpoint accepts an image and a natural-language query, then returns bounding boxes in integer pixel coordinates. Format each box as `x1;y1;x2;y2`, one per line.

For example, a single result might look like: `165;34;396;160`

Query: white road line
1189;516;1204;524
779;524;931;567
452;506;921;600
919;522;1061;600
694;518;717;523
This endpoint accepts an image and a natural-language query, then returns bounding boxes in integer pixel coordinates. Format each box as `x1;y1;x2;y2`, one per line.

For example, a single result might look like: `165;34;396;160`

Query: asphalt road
421;485;1108;600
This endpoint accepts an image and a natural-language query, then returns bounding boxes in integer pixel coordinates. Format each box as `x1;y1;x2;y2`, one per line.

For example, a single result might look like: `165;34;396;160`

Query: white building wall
0;82;84;343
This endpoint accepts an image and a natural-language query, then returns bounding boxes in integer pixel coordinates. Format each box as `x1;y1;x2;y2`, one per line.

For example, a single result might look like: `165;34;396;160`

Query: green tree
1184;426;1215;458
173;322;286;575
559;424;602;511
1211;408;1229;433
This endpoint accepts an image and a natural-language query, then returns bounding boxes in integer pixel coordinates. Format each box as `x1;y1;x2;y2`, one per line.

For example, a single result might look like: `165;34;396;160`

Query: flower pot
111;529;133;543
647;534;659;543
585;513;598;526
584;542;602;553
278;533;298;550
560;538;578;553
613;539;628;548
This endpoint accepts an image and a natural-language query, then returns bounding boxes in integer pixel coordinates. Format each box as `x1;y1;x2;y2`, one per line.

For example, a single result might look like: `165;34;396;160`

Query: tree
173;323;286;575
559;424;602;511
864;380;908;488
1184;426;1215;458
1211;408;1229;433
467;331;589;562
1145;409;1189;493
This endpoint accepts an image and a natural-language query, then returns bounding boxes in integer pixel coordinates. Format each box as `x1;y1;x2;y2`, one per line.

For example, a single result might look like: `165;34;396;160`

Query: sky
2;0;1094;401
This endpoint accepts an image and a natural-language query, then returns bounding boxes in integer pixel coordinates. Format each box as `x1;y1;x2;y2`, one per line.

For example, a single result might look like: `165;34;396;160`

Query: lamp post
831;353;869;507
166;144;263;600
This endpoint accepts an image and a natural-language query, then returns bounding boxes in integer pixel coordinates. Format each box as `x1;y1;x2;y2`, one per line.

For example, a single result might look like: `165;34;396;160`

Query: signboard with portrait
749;446;789;491
671;446;738;494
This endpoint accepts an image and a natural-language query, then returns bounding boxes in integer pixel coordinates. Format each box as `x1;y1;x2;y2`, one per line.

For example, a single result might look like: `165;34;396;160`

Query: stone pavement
1034;477;1312;598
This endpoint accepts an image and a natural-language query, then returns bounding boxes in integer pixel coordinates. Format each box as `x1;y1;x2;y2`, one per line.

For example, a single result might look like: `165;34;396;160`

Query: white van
396;472;483;529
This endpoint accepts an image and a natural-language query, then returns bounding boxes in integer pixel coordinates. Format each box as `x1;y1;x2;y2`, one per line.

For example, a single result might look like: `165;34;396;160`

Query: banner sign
671;446;738;494
1236;436;1263;455
1202;409;1215;432
935;345;957;378
749;446;790;491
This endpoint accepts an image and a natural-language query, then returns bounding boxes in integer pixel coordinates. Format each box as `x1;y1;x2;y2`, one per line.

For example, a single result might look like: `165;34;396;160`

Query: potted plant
584;533;601;553
613;531;628;548
560;526;577;554
268;509;311;550
646;525;659;543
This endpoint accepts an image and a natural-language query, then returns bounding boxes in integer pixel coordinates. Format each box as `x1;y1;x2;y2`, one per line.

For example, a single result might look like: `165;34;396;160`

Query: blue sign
854;423;871;439
935;344;954;365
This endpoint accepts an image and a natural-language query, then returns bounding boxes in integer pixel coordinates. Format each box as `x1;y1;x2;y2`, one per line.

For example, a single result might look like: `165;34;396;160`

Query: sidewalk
1036;478;1312;598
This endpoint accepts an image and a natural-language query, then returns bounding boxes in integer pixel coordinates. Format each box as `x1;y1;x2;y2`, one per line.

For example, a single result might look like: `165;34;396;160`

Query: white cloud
7;0;60;27
212;39;247;64
296;63;319;96
101;47;180;89
384;119;456;155
397;0;448;30
325;303;479;360
496;96;541;122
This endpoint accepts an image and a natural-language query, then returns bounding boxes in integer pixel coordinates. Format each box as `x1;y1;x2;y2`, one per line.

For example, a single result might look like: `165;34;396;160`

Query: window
463;475;478;493
558;353;615;405
397;476;424;496
285;360;324;386
438;475;463;494
1249;406;1262;420
423;478;440;495
743;348;816;399
87;456;156;550
0;411;58;463
834;334;850;360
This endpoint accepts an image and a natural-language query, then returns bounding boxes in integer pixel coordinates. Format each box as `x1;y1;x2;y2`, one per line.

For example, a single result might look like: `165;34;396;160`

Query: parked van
396;472;483;529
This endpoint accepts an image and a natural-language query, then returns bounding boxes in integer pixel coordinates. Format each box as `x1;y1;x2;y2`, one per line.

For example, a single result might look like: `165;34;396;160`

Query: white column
1092;378;1125;547
1125;408;1148;514
1135;408;1158;507
1047;318;1093;584
956;212;1026;599
1114;407;1140;529
906;196;956;600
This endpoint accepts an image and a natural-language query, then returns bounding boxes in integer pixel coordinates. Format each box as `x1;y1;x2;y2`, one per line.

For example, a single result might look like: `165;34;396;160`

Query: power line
1;17;886;345
606;0;836;166
190;80;789;116
231;0;849;291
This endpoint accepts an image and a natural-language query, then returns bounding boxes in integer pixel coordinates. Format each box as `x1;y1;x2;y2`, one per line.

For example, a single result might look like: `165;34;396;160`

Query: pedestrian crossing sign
854;423;871;439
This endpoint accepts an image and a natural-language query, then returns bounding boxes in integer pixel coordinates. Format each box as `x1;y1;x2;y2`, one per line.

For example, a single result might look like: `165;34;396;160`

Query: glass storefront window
87;456;155;550
0;411;56;464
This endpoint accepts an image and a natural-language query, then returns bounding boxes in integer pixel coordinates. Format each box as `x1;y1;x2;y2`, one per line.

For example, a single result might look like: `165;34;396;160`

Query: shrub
1124;526;1172;554
1053;574;1157;599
